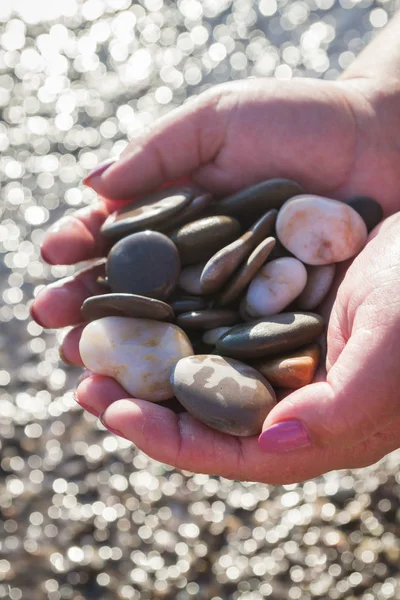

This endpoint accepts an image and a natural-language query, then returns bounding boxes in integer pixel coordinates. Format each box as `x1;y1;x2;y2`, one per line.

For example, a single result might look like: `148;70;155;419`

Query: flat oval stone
218;237;276;306
245;257;307;317
161;193;214;233
276;195;368;265
171;355;276;436
215;312;325;359
171;296;208;314
178;263;207;295
296;264;336;310
81;293;174;322
79;317;193;402
200;209;277;294
107;231;180;300
202;326;232;345
170;216;241;265
346;196;383;232
252;344;321;389
101;188;193;238
176;309;240;330
213;178;305;226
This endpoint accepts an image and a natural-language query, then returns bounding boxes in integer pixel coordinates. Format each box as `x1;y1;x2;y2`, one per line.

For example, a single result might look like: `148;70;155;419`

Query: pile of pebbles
77;178;382;437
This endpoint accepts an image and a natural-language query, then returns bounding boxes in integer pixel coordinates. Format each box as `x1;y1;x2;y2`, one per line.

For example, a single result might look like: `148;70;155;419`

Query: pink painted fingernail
258;420;312;453
99;413;127;439
83;158;117;185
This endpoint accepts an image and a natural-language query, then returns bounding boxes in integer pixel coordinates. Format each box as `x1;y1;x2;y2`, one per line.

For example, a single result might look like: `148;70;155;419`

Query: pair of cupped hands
31;76;400;484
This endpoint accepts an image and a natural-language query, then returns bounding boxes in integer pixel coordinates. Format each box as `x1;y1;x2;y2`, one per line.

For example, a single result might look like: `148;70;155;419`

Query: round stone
346;196;383;232
79;317;193;402
81;293;175;322
101;187;193;238
171;296;208;314
176;309;240;330
106;231;180;300
213;178;305;226
276;195;368;265
171;355;276;436
296;264;336;310
170;216;241;265
200;209;277;294
215;312;325;359
218;237;276;306
252;344;321;389
202;327;232;345
245;257;307;317
178;263;207;296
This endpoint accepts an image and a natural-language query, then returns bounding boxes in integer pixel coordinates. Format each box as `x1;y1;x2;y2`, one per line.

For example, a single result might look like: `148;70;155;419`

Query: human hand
31;76;400;483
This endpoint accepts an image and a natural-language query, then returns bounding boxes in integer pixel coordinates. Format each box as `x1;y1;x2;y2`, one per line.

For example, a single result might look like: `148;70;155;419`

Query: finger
76;374;127;416
59;325;86;366
30;262;105;328
82;85;236;201
260;324;400;452
41;202;110;265
97;396;400;483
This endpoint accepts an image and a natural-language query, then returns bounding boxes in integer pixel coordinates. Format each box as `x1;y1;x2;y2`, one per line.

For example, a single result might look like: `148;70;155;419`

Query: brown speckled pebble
200;209;277;294
213;178;305;226
81;293;175;322
218;237;276;306
170;216;241;265
252;344;321;389
215;311;325;359
101;188;193;238
176;309;240;330
171;355;276;436
107;231;180;300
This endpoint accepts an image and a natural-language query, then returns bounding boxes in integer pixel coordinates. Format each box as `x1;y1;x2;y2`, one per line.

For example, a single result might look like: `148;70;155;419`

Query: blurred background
1;0;400;599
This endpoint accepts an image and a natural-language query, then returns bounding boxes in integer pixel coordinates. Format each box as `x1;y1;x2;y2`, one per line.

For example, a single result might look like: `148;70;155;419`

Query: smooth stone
202;327;232;345
171;355;276;436
79;317;193;402
296;264;336;310
101;187;193;238
252;344;321;389
176;309;240;330
218;237;276;306
81;293;175;322
245;257;307;317
215;312;325;359
170;216;241;265
346;196;383;232
96;276;111;290
161;193;214;233
276;195;368;265
171;296;208;314
200;209;277;294
213;178;305;226
107;231;180;300
178;263;207;295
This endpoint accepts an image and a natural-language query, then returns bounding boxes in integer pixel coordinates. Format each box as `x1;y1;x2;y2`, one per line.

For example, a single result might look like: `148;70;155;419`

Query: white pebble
245;257;307;317
276;195;368;265
79;317;193;402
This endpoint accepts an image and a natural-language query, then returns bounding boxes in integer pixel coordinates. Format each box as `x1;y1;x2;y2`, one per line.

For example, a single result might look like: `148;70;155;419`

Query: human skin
31;13;400;483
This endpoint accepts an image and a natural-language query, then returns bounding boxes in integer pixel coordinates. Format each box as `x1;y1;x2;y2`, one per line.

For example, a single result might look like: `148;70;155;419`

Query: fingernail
59;345;75;366
83;158;117;185
99;413;127;439
258;420;312;453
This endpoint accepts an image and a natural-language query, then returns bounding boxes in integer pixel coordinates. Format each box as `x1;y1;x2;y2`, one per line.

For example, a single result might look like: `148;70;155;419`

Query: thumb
258;326;399;453
83;85;237;201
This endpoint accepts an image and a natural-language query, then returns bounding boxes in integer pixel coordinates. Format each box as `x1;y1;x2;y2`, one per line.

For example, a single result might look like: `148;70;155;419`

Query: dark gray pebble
171;296;209;314
170;216;241;265
106;230;180;300
215;312;325;359
176;309;240;330
346;196;383;232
